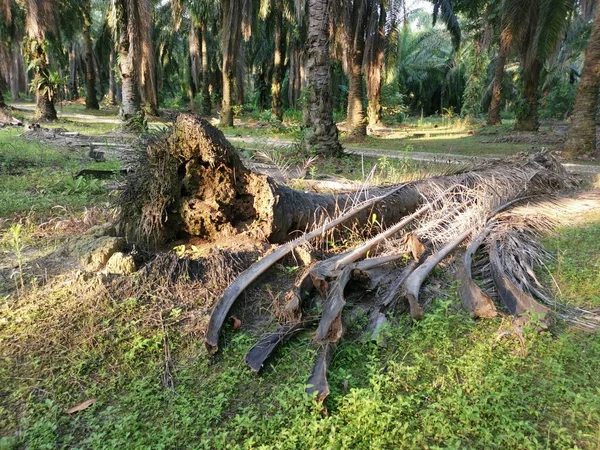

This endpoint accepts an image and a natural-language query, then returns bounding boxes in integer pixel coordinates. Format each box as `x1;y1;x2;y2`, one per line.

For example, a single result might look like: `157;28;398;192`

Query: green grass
1;115;599;449
1;291;599;449
543;210;600;310
345;134;533;157
0;128;118;218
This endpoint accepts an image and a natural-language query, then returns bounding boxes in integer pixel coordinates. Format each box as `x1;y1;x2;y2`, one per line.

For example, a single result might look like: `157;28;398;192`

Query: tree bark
0;67;5;107
107;48;117;105
306;0;343;155
31;39;57;121
344;0;369;139
515;58;541;131
83;3;99;110
364;1;385;129
115;0;142;124
271;2;284;121
220;0;241;127
200;24;212;115
10;42;21;101
137;0;158;115
68;44;78;100
189;21;201;101
563;4;600;158
487;30;510;125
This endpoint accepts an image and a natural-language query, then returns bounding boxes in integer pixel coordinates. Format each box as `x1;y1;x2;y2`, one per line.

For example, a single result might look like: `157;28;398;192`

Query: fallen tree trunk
119;114;426;247
119;113;595;402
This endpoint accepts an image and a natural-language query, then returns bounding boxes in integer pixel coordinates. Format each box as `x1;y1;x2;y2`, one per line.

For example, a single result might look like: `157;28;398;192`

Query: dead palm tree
563;2;600;157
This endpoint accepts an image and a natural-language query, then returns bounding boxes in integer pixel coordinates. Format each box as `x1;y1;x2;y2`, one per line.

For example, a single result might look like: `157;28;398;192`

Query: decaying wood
456;225;497;318
489;239;551;318
306;343;335;401
118;113;592;403
245;321;313;372
314;254;408;344
204;182;410;353
404;229;473;320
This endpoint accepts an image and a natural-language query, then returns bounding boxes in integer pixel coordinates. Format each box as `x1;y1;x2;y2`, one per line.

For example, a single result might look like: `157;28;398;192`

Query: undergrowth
1;284;599;449
1;123;599;449
0;128;117;218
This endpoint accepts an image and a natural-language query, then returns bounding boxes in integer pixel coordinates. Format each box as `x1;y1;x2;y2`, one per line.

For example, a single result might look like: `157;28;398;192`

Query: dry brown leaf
231;316;242;330
65;398;97;415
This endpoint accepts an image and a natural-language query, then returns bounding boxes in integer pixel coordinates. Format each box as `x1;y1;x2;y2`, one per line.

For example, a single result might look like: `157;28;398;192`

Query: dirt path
227;136;600;176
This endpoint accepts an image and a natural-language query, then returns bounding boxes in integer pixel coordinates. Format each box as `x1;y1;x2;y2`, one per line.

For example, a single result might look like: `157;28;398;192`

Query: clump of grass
542;209;600;309
0;128;117;218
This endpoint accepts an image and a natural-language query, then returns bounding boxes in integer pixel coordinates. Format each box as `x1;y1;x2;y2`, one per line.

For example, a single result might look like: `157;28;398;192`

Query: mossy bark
563;4;600;158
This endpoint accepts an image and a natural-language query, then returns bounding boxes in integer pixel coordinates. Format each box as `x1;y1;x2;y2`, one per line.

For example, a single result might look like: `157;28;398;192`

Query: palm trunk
200;25;212;115
220;0;241;127
189;21;200;102
138;0;158;115
83;6;99;110
365;2;385;129
0;72;5;107
221;63;234;126
515;59;541;131
563;4;600;158
487;32;509;125
235;45;245;105
121;114;423;247
68;44;78;100
345;1;369;139
107;48;117;105
306;0;342;155
346;50;366;137
116;0;141;124
32;40;57;121
271;4;284;121
10;42;20;101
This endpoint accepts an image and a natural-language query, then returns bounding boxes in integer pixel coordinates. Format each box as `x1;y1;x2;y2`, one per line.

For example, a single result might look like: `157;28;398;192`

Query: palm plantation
1;0;600;448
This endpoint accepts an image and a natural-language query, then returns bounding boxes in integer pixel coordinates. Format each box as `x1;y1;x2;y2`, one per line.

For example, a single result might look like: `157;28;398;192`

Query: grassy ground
1;119;600;449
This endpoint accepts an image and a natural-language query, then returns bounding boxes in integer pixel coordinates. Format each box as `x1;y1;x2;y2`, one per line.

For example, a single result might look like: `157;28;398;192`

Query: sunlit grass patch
0;128;118;218
543;208;600;309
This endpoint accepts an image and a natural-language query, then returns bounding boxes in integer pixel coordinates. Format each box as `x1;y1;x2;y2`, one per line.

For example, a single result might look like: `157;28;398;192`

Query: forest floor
1;106;600;448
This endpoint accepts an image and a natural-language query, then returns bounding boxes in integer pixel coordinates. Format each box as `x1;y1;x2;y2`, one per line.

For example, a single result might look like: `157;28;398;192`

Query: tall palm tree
25;0;58;120
564;2;600;157
220;0;251;126
344;0;370;138
364;0;385;128
82;0;99;109
110;0;142;125
306;0;342;155
487;28;511;124
504;0;574;131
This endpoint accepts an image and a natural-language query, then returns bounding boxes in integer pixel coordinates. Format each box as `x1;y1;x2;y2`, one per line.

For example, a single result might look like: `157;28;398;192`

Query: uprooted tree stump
119;113;600;402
